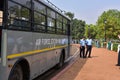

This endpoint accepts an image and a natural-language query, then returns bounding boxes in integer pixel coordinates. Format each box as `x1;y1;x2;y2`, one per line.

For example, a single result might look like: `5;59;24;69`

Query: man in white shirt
80;37;86;58
85;36;93;58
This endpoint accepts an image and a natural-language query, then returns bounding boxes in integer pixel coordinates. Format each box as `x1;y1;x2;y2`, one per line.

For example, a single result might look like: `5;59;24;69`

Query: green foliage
96;9;120;40
66;9;120;40
65;12;86;39
84;24;97;39
72;18;86;39
113;43;119;52
65;12;74;20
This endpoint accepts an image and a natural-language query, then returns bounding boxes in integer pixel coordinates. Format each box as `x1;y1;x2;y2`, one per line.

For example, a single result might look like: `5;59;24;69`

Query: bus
0;0;71;80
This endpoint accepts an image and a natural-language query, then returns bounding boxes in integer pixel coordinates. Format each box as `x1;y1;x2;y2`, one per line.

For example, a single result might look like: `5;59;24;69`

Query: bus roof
38;0;71;20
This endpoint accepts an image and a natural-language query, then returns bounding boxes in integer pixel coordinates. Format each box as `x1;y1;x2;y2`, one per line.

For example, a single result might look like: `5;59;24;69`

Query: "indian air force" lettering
35;38;67;46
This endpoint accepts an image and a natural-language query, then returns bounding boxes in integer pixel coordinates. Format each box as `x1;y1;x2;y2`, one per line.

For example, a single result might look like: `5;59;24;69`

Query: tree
84;24;97;39
65;12;74;20
65;12;86;39
72;18;86;39
96;9;120;40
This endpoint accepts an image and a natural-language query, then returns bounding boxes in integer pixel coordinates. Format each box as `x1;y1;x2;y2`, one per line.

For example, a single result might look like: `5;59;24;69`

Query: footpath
56;45;120;80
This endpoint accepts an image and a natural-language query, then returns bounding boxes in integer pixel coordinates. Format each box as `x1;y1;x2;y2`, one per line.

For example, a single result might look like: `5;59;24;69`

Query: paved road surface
55;45;120;80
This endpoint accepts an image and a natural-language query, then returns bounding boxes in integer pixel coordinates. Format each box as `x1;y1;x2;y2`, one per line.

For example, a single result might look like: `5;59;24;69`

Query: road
34;44;120;80
54;47;120;80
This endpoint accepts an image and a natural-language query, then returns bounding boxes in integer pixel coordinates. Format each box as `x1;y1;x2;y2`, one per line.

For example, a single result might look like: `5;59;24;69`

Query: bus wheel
57;54;64;69
9;64;23;80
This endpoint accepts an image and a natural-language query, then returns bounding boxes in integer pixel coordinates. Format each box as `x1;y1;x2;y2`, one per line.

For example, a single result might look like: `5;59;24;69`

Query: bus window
0;11;3;26
12;0;31;8
0;0;4;10
47;17;55;33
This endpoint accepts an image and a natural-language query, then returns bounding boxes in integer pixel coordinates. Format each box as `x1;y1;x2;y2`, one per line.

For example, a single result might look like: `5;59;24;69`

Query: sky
48;0;120;24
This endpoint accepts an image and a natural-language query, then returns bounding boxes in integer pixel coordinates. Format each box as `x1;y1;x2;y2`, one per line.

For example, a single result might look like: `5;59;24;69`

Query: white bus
0;0;71;80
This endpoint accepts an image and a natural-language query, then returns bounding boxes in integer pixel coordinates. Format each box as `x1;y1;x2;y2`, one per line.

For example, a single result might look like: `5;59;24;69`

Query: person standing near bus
85;36;93;58
79;37;86;58
116;34;120;66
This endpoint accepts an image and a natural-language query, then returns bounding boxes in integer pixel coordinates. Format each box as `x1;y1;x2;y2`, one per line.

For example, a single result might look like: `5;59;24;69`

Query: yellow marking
7;45;68;59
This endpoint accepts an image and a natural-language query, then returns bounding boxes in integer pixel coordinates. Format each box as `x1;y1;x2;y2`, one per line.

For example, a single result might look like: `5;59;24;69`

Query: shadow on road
33;62;71;80
56;57;88;80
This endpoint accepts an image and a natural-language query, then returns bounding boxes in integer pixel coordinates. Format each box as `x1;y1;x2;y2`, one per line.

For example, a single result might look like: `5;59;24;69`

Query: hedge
112;43;119;52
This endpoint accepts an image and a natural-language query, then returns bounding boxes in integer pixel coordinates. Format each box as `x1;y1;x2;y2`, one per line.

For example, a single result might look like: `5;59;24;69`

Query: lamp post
104;19;107;42
88;25;90;37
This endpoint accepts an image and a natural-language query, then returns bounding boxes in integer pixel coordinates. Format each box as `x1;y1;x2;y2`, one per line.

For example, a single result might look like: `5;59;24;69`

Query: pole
104;19;107;42
104;25;106;42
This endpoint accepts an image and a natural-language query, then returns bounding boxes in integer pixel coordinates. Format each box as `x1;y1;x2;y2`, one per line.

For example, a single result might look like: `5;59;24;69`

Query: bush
112;43;119;52
100;42;107;48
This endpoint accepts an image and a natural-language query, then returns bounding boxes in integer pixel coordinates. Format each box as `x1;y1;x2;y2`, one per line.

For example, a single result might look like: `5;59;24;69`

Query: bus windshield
0;11;3;26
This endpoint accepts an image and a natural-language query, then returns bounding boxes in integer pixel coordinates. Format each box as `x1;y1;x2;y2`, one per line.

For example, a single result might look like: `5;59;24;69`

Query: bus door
0;0;4;57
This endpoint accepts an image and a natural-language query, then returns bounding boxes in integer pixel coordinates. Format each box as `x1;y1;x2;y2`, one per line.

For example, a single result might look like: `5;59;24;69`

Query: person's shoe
116;64;120;66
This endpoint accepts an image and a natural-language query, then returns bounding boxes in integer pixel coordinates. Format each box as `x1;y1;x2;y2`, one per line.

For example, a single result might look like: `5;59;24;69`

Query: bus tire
9;64;23;80
57;54;64;69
